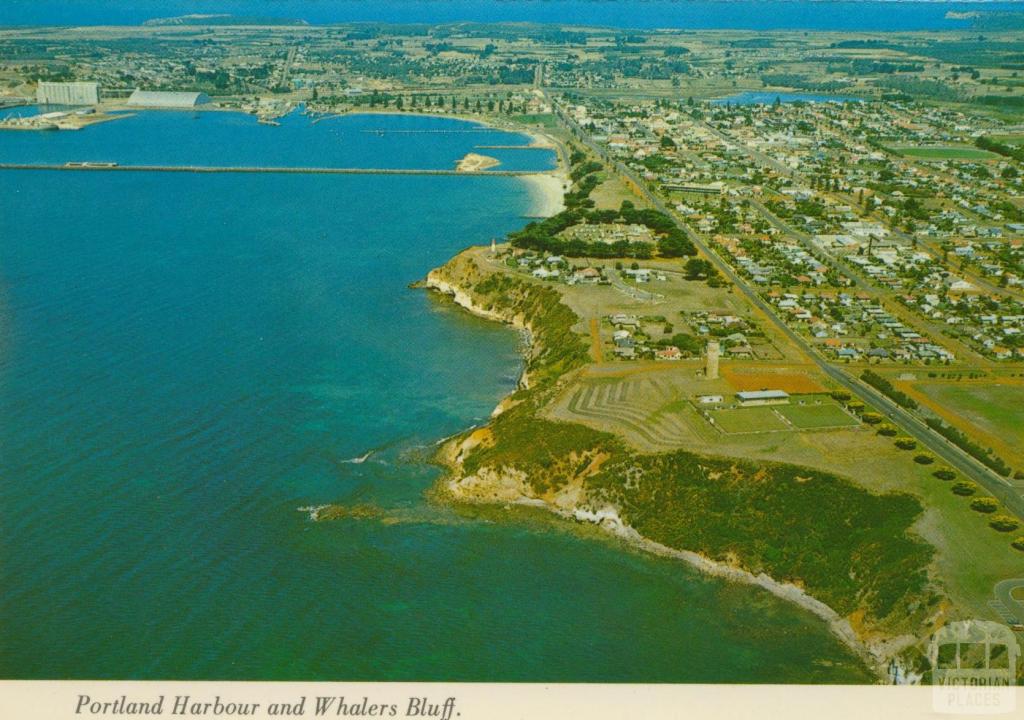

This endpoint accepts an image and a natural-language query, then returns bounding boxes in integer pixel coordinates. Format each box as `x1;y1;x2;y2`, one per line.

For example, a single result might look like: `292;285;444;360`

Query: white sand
522;173;567;217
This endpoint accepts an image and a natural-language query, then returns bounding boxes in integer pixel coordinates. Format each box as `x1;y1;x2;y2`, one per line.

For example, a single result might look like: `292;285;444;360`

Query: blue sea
0;110;873;681
712;91;864;105
1;0;1023;31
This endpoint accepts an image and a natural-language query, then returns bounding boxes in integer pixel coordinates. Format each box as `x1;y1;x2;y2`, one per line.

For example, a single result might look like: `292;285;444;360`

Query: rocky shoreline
422;261;915;681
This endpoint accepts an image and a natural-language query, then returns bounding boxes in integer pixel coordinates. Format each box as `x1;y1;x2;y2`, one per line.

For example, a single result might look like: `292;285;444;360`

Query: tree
670;333;702;355
659;233;696;258
970;498;998;514
684;257;712;279
952;482;977;496
990;515;1020;532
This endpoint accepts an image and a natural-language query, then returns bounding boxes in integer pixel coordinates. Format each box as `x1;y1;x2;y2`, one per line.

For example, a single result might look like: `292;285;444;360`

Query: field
514;113;558;128
775;399;859;429
708;405;790;434
906;380;1024;467
719;365;826;393
990;134;1024;146
894;145;1000;161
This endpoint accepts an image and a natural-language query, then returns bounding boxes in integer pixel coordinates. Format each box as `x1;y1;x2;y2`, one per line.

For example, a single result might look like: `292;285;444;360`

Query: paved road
549;97;1024;521
993;579;1024;624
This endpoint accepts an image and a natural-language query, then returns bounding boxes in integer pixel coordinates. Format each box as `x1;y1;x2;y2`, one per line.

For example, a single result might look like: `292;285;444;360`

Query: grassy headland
422;249;942;676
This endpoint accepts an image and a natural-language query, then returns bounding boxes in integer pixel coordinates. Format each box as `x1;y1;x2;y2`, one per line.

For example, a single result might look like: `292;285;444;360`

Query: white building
127;90;211;108
36;81;98;106
736;390;790;407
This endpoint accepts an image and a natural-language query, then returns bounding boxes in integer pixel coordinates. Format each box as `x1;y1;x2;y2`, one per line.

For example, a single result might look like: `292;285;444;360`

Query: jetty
474;144;545;150
0;162;545;177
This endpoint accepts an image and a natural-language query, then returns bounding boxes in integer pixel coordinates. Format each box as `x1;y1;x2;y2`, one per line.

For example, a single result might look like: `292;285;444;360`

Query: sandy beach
522;172;567;217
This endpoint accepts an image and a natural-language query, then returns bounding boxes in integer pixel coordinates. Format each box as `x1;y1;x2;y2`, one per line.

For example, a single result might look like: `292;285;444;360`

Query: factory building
126;90;211;109
36;81;99;106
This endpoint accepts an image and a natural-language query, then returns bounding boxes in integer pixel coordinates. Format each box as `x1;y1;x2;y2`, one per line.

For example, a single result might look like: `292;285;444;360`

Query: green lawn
776;401;859;429
708;406;790;434
912;382;1024;465
514;113;558;128
894;145;999;161
990;134;1024;146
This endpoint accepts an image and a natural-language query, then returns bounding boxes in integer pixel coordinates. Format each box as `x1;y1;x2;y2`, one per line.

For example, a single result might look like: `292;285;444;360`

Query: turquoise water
1;0;1017;31
712;92;863;106
0;111;872;682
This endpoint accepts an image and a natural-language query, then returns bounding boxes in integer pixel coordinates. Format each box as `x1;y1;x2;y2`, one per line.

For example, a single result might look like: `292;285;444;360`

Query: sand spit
456;152;501;172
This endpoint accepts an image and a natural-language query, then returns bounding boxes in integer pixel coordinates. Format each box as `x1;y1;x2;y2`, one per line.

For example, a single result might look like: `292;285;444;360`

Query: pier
358;128;492;134
0;162;545;177
474;144;546;150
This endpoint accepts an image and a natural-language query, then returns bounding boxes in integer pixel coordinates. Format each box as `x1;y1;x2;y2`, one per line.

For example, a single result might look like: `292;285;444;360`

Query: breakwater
0;162;541;177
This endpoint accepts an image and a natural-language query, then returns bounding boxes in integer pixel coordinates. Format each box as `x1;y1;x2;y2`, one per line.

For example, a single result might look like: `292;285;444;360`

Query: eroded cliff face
425;255;533;392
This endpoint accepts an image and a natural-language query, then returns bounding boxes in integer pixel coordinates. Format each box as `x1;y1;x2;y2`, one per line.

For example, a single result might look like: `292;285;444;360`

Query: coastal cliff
422;248;946;678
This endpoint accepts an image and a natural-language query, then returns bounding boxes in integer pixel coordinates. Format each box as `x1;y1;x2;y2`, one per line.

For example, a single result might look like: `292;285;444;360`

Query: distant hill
143;14;308;27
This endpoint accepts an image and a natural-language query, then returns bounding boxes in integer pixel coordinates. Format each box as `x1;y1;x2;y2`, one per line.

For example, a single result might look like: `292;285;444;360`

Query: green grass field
894;145;999;161
514;113;558;128
708;405;790;434
911;382;1024;465
776;401;859;429
991;134;1024;146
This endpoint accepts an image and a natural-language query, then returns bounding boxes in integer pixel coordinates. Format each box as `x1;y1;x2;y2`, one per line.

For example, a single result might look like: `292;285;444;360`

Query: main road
548;95;1024;522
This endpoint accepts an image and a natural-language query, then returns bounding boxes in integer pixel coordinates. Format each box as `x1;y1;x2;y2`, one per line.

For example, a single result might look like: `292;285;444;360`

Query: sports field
776;401;859;429
894;145;999;161
708;405;790;434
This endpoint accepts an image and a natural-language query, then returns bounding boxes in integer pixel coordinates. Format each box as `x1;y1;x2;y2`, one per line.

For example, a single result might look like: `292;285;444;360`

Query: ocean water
711;91;863;105
1;0;1021;31
0;111;872;682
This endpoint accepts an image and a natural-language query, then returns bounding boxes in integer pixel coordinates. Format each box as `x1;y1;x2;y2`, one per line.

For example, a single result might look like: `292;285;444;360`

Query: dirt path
588;317;603;363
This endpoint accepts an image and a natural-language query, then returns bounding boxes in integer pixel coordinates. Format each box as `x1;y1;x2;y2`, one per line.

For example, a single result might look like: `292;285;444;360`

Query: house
610;314;640;329
655;346;682;361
